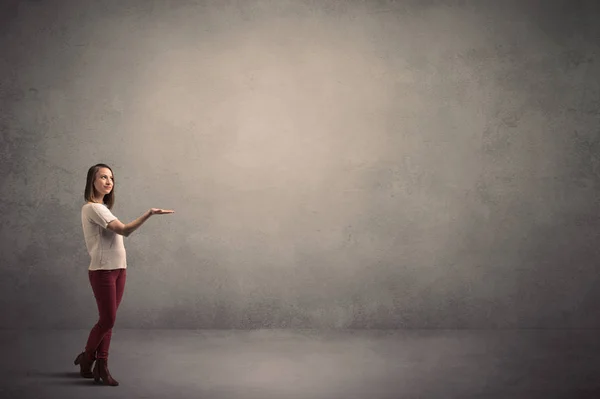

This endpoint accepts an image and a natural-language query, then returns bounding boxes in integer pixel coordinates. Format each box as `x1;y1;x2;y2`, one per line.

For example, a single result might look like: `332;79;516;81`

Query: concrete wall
1;0;599;329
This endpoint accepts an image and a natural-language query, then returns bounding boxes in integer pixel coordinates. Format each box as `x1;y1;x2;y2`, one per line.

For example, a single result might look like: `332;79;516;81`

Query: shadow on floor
28;371;80;378
25;370;106;386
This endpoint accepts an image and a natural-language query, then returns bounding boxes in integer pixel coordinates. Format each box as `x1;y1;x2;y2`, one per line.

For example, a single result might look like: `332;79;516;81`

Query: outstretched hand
150;208;175;215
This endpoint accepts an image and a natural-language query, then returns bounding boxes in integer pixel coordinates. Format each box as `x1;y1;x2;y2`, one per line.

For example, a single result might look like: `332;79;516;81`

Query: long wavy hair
84;163;115;210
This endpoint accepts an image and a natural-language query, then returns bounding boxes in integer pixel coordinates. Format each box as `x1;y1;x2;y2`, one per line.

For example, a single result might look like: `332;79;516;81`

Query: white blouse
81;203;127;270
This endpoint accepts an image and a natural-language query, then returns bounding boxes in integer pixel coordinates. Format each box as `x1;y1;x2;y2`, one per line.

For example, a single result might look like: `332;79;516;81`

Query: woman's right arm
107;209;152;237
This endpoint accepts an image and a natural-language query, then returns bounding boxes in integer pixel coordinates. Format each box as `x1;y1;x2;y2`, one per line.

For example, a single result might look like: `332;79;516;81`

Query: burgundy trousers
85;268;126;360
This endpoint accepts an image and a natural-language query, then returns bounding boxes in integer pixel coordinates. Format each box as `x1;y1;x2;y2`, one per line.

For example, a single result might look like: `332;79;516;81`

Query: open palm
150;208;175;215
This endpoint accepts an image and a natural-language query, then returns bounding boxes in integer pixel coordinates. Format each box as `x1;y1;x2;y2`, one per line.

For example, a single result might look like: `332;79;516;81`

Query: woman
74;163;174;386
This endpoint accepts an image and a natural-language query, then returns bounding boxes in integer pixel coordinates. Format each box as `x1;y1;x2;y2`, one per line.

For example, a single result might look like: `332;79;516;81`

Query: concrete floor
0;329;599;399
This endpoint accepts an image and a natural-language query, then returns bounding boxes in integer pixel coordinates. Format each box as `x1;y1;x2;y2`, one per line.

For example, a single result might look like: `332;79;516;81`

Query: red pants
85;268;126;360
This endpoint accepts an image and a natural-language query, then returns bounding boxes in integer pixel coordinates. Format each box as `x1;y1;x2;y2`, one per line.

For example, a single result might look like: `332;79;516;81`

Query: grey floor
1;329;599;399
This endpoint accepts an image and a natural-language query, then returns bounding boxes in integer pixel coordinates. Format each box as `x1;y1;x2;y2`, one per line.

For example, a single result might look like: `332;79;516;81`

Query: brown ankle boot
73;351;95;378
93;358;119;386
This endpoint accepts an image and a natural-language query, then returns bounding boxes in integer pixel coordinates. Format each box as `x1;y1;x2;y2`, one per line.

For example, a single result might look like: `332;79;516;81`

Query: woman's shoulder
83;202;106;209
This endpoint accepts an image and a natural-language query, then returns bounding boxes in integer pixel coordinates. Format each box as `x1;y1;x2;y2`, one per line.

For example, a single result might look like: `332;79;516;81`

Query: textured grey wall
1;0;599;329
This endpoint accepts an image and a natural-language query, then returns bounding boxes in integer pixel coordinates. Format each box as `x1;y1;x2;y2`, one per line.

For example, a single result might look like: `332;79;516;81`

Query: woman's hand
149;208;175;215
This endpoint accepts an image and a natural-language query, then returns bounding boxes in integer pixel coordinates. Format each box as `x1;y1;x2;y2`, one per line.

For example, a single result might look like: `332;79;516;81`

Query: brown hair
84;163;115;210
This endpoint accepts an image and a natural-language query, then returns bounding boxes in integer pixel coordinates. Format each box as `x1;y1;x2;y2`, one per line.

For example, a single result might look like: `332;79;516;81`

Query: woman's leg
94;269;127;359
85;270;120;359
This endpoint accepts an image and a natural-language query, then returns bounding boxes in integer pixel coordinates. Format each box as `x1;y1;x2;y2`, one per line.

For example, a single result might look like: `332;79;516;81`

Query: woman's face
93;167;114;198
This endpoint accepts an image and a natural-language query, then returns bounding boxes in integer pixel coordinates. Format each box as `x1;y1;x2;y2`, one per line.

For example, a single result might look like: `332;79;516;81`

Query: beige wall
1;0;599;328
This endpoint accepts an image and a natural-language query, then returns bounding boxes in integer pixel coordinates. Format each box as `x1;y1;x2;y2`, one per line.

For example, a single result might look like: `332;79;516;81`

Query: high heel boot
73;351;95;378
93;358;119;386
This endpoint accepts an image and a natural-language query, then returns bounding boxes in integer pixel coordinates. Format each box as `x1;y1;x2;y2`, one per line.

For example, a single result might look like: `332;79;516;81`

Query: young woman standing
74;163;174;386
